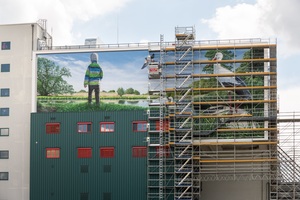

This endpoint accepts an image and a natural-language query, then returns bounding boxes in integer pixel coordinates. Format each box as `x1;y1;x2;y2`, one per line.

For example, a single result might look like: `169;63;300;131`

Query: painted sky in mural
37;50;149;94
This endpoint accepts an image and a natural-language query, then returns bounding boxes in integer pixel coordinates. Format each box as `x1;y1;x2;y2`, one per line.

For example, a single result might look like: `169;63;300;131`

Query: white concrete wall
0;23;43;200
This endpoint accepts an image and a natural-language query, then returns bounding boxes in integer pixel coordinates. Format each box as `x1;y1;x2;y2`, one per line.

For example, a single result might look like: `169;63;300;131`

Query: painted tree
117;87;125;97
37;57;74;96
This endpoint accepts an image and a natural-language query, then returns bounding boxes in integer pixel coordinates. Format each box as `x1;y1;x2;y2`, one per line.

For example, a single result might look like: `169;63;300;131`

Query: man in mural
84;53;103;105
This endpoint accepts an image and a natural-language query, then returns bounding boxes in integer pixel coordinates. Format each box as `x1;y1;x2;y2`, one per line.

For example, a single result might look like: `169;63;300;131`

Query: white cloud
0;0;132;45
202;0;300;57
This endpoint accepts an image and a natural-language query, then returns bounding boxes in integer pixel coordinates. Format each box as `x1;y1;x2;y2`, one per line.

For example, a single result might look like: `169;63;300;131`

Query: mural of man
84;53;103;104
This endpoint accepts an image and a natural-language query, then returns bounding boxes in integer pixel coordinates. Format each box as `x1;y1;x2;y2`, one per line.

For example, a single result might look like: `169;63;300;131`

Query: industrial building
0;21;52;200
1;21;300;200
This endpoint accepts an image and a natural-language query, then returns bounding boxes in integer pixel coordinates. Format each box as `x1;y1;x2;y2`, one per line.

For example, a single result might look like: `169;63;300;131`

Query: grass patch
37;101;146;112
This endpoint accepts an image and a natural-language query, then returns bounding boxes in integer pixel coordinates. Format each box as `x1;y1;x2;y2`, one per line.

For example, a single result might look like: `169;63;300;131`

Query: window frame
77;122;92;133
1;64;10;72
132;121;147;132
132;146;147;158
100;147;115;158
100;122;115;133
0;88;9;97
77;147;92;158
46;123;60;134
46;148;60;159
1;41;11;50
0;128;9;136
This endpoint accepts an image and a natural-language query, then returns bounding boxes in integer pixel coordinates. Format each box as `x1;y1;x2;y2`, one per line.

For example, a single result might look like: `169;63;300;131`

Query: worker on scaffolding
84;53;103;105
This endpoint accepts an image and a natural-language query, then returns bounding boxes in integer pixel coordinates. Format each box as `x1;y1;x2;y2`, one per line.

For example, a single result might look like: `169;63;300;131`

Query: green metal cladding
30;110;148;200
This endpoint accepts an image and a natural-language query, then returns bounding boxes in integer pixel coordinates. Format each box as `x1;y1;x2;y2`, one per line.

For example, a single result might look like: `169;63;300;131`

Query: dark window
80;192;89;200
46;148;60;159
132;146;147;158
133;121;147;132
100;122;115;132
0;89;9;97
78;148;92;158
103;165;111;173
0;172;8;180
78;122;92;133
100;147;114;158
156;146;170;158
0;151;9;159
1;64;10;72
0;108;9;116
103;192;111;200
46;123;60;134
80;165;89;173
0;128;9;136
1;42;11;50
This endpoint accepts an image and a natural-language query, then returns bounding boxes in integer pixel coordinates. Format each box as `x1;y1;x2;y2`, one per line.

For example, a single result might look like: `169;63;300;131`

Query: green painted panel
30;110;148;200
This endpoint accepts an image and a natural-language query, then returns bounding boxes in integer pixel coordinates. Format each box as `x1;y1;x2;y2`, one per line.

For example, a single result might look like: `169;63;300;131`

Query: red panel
46;123;60;134
132;146;147;158
100;147;114;158
77;148;92;158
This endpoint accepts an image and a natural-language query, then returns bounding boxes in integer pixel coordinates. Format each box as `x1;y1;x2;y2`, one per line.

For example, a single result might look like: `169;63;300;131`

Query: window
78;148;92;158
103;192;111;200
133;121;147;132
0;172;8;180
46;123;60;134
1;64;10;72
1;42;11;50
0;89;9;97
0;128;9;136
0;108;9;116
77;122;92;133
100;122;115;132
80;192;89;200
80;165;89;173
0;150;9;159
132;146;147;158
100;147;114;158
156;146;170;158
46;148;60;159
103;165;111;173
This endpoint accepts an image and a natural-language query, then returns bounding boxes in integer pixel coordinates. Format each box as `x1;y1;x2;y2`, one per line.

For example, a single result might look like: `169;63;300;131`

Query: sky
1;0;300;112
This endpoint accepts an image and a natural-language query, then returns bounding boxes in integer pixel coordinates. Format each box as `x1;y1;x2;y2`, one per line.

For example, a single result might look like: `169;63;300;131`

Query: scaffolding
274;112;300;199
147;26;281;199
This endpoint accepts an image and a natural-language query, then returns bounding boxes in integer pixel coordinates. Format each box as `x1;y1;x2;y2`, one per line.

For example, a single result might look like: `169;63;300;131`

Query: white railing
37;38;276;51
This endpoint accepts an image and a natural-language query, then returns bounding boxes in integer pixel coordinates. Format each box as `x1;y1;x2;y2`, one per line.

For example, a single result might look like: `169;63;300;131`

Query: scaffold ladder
158;34;165;200
173;26;195;200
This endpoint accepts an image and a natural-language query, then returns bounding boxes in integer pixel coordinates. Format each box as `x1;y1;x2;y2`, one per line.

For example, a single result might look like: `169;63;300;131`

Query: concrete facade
0;23;50;200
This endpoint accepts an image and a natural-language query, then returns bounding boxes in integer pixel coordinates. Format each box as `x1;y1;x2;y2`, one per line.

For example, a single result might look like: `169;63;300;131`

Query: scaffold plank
192;141;278;146
216;128;277;132
165;58;276;65
198;158;278;163
164;72;277;79
193;99;277;105
165;43;277;51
